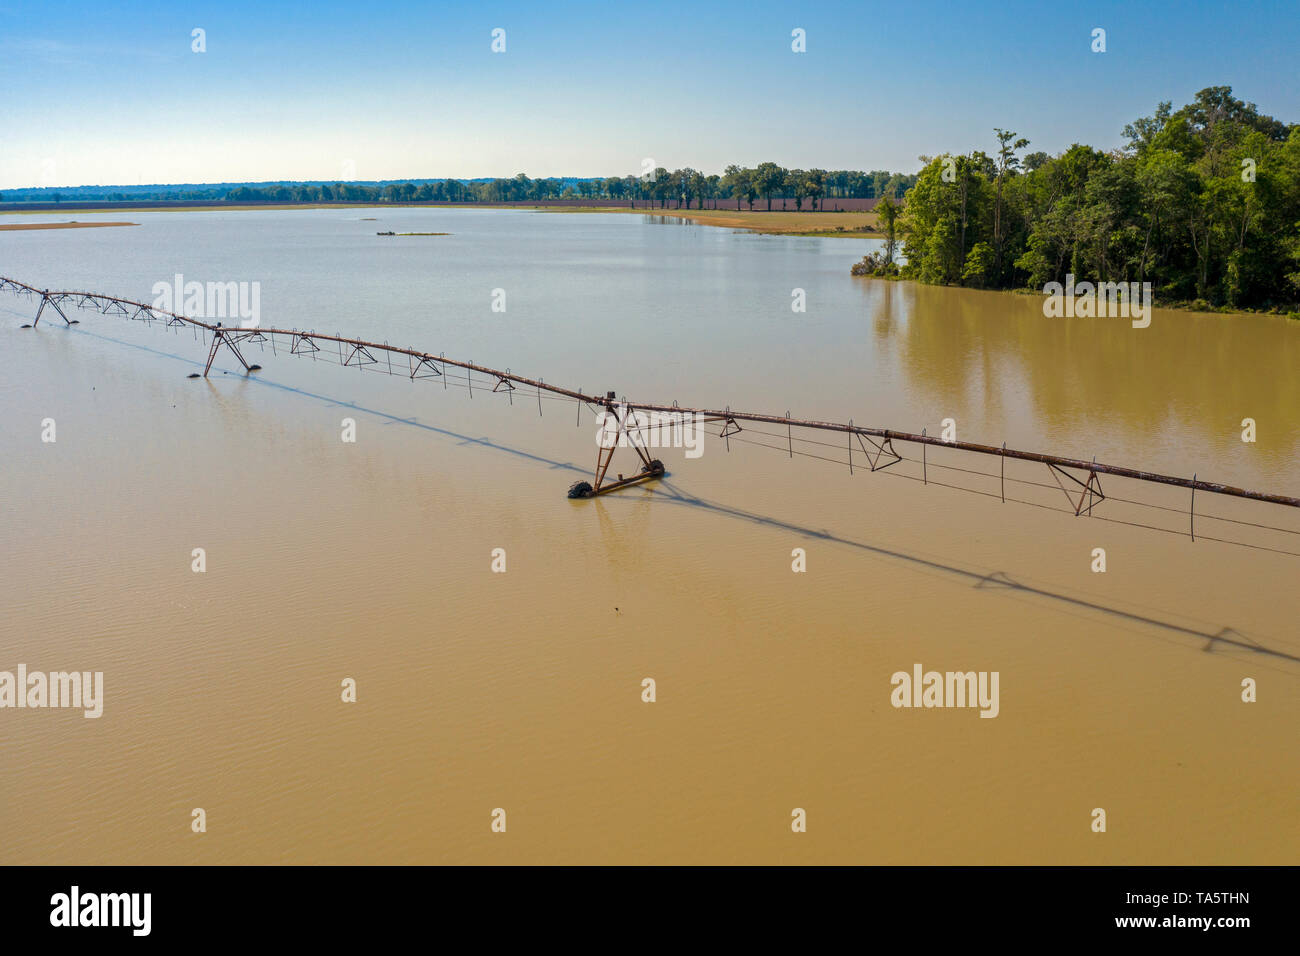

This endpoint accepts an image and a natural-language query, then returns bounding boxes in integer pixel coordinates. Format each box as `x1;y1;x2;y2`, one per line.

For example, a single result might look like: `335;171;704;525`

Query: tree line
863;87;1300;310
222;166;916;209
1;167;915;208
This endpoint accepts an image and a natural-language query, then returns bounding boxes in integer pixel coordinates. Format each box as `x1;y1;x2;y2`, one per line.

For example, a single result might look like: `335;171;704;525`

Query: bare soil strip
0;221;138;231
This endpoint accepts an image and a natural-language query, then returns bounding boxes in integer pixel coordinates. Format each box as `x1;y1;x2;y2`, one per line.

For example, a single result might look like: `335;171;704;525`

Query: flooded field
1;207;1297;864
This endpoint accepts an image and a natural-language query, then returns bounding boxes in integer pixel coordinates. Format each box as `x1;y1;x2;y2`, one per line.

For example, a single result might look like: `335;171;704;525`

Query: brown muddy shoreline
0;220;137;231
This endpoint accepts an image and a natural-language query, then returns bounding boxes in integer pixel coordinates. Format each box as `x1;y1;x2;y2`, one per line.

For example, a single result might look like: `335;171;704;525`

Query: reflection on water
0;208;1297;865
871;279;1300;478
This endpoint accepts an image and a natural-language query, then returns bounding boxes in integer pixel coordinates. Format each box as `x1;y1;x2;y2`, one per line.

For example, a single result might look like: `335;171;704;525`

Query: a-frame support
1047;463;1105;516
203;327;257;376
568;395;666;498
29;291;74;328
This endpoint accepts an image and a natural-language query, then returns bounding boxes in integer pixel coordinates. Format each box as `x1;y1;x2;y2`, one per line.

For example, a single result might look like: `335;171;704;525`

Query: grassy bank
536;205;879;236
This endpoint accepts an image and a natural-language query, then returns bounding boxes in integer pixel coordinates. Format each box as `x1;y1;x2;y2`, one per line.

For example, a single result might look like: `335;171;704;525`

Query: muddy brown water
1;208;1296;863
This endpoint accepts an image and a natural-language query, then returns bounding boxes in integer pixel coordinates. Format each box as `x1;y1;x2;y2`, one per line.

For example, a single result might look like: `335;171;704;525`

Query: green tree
806;169;825;211
753;162;784;210
876;196;901;265
962;241;996;287
992;129;1030;280
690;170;709;209
721;165;745;210
786;168;808;210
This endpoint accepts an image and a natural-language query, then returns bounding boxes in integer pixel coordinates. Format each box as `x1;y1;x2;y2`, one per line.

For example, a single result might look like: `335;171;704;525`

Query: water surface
1;207;1296;863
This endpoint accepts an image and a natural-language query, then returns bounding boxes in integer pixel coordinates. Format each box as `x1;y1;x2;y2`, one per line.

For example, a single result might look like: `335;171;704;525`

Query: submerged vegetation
855;87;1300;311
852;197;901;275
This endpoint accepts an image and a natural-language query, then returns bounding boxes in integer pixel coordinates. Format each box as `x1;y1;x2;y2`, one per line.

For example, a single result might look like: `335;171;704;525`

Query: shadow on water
45;322;1300;672
59;324;589;476
638;475;1300;670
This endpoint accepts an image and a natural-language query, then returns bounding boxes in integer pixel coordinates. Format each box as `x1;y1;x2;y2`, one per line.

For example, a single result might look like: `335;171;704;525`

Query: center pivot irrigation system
5;276;1299;554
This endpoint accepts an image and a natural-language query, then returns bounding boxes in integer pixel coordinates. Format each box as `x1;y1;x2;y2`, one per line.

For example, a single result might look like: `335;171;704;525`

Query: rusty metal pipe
5;275;1297;510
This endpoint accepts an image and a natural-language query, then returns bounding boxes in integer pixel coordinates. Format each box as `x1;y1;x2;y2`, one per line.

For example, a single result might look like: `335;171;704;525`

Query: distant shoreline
0;202;878;238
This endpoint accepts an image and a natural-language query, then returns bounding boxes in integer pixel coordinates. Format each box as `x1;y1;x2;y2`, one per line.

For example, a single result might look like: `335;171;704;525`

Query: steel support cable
720;431;1300;556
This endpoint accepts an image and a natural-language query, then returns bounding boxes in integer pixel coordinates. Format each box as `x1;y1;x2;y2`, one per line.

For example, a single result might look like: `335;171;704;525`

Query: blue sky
1;0;1297;188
